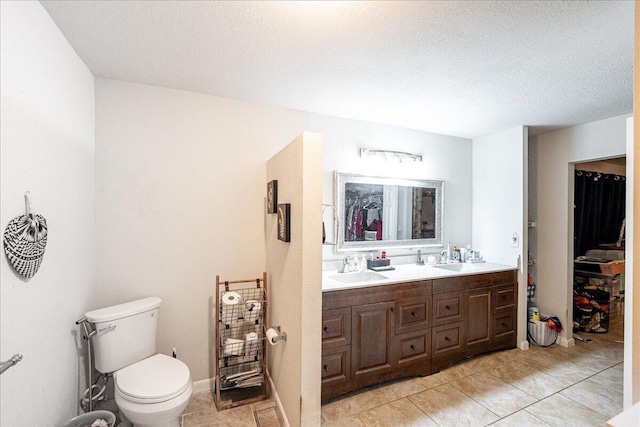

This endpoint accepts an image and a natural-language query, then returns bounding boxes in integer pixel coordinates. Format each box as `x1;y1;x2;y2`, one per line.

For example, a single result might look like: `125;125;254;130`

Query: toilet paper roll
266;328;279;345
244;300;261;323
222;291;242;306
245;332;258;356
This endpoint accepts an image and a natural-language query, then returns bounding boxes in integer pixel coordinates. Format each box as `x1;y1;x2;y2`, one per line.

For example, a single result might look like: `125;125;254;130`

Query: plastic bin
528;319;557;346
63;410;115;427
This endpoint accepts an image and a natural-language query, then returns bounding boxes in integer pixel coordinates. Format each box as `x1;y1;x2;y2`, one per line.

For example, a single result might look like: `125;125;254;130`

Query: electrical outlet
511;232;519;248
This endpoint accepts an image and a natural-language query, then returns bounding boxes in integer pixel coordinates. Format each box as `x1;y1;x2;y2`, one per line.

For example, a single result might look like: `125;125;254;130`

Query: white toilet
86;297;192;427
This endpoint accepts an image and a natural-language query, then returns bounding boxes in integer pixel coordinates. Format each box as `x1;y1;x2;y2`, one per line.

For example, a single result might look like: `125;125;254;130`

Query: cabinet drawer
395;330;430;365
322;346;350;386
396;296;431;334
432;322;464;356
493;312;516;339
432;291;465;325
494;285;516;312
322;307;351;348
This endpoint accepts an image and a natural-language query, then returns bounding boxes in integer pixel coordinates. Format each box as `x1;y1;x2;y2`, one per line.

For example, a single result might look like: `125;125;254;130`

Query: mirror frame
334;172;444;252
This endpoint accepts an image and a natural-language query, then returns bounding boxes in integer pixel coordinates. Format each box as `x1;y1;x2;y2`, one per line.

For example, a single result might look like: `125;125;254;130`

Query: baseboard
268;371;290;427
558;336;575;348
192;377;215;394
518;340;530;350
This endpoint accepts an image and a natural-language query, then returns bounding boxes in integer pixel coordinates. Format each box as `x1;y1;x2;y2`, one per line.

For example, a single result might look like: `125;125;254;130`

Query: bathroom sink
328;271;388;284
433;263;485;272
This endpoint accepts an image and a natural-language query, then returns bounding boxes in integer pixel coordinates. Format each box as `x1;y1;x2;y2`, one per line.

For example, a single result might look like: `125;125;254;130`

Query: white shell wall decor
3;192;48;278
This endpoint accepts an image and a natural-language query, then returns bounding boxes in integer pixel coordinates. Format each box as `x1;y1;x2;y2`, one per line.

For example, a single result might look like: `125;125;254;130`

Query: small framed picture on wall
267;180;278;214
277;203;290;242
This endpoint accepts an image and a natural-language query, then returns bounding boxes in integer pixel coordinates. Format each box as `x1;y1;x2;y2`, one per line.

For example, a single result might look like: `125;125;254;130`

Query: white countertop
322;262;516;292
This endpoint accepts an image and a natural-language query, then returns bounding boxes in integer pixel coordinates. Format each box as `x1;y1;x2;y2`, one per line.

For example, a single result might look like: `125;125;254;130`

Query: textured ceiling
40;1;634;139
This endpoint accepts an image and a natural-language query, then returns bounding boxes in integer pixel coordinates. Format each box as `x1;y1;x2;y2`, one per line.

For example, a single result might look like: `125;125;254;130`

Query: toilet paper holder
268;325;287;344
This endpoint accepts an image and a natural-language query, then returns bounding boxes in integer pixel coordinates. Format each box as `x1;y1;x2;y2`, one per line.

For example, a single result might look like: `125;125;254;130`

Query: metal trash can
63;410;115;427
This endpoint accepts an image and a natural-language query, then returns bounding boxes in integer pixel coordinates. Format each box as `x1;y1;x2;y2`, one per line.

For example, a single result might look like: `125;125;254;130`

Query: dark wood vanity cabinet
430;270;518;372
322;281;432;401
322;270;517;402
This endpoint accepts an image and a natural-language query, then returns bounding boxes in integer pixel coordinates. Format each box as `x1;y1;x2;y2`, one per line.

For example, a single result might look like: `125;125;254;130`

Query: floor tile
409;383;499;427
520;356;597;385
182;391;216;416
489;409;552;427
321;389;384;424
415;371;448;389
368;378;426;404
525;394;609;427
559;378;623;418
182;403;255;427
453;353;503;376
322;416;366;427
357;398;438;427
588;364;624;393
450;371;537;418
488;360;568;399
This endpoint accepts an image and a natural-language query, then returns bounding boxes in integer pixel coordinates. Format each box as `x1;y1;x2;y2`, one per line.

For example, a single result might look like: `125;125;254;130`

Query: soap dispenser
359;254;367;272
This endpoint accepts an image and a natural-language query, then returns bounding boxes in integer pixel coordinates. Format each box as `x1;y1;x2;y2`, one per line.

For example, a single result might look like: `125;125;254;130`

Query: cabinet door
395;296;431;335
351;301;394;381
322;345;350;388
322;308;351;349
466;288;492;347
432;291;465;325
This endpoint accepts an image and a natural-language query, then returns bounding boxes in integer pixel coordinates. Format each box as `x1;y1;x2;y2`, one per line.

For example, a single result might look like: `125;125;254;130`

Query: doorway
572;157;626;343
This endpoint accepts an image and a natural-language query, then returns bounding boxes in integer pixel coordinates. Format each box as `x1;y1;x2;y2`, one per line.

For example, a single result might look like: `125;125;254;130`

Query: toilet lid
116;354;191;402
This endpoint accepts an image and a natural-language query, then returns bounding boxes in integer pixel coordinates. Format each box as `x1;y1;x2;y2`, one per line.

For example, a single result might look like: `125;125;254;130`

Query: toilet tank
86;297;161;373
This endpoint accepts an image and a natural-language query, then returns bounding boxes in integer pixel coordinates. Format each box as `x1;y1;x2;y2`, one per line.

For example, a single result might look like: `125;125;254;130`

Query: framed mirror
335;172;444;252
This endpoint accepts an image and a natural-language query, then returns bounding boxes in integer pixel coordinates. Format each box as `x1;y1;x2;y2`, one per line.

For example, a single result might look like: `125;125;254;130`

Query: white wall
266;133;323;426
0;2;96;425
625;117;637;408
95;79;470;386
319;116;472;264
95;79;311;385
534;114;630;346
472;127;527;347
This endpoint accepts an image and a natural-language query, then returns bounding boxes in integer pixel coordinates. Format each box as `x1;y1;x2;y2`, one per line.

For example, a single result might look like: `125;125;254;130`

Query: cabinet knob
390;307;395;313
323;326;330;333
445;305;451;310
445;336;452;342
323;364;328;372
502;322;509;328
410;311;417;317
410;344;416;351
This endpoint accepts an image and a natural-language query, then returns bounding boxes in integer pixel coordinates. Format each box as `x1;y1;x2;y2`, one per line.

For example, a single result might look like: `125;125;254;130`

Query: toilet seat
115;354;191;404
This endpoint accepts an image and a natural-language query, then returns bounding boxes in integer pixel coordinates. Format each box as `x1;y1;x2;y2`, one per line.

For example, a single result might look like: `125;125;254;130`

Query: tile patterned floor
181;315;624;426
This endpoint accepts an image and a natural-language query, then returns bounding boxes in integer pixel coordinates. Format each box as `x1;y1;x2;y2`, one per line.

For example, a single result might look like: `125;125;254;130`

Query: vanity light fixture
360;148;422;162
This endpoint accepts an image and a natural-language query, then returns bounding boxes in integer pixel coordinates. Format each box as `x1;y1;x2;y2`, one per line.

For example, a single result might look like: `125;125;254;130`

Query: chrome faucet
338;256;349;273
416;250;425;266
440;249;449;264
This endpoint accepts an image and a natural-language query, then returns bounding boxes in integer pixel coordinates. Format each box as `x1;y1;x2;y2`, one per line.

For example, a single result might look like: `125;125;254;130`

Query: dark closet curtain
574;170;626;257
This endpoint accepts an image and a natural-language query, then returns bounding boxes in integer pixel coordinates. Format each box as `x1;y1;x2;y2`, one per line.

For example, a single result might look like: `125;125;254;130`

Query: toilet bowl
114;354;192;427
86;298;193;427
